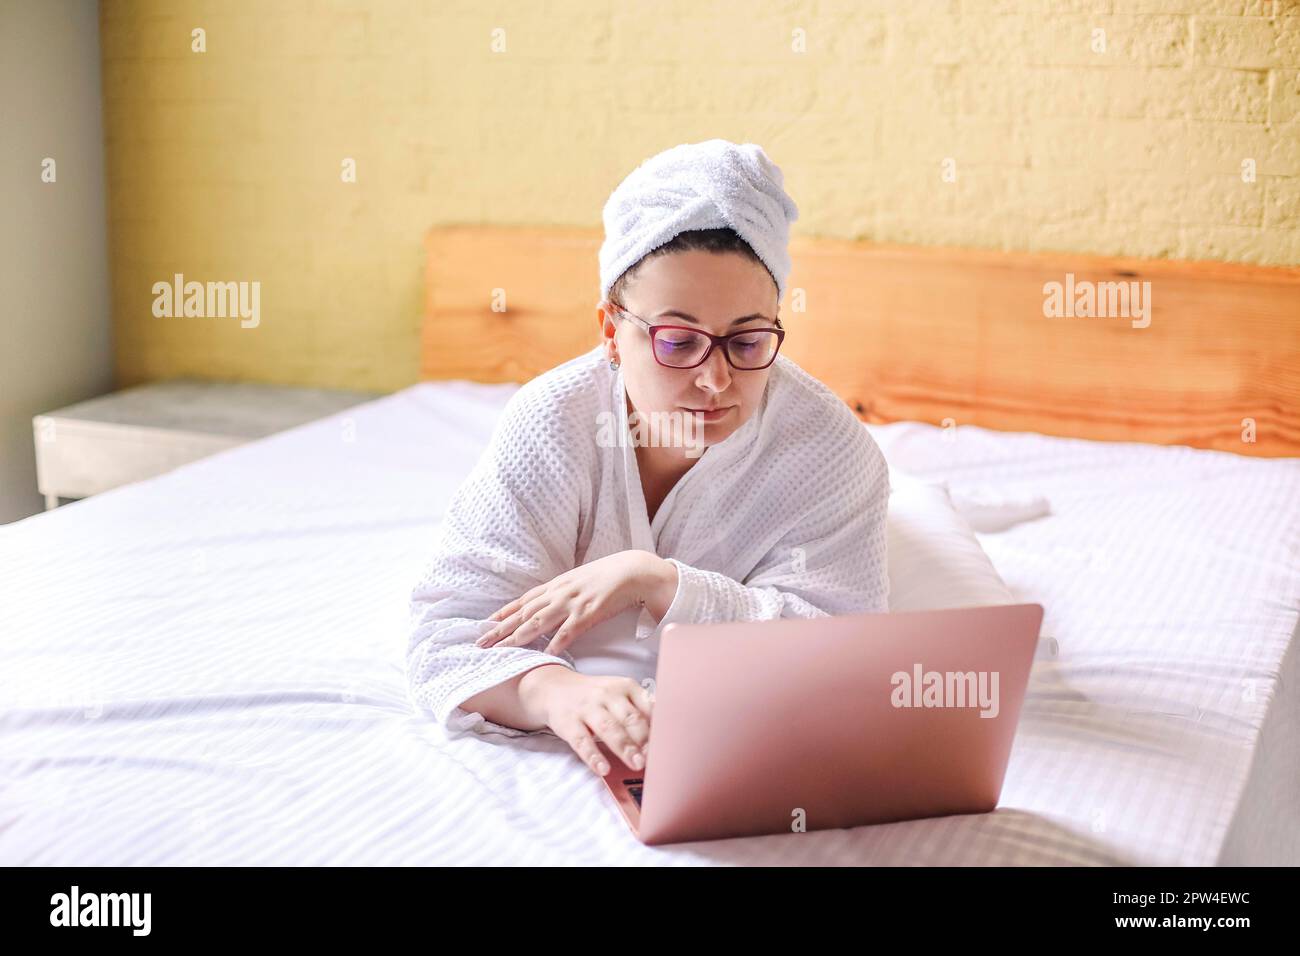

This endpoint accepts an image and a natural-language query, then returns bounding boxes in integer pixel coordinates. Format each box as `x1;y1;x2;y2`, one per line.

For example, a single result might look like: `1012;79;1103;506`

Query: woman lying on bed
405;139;890;778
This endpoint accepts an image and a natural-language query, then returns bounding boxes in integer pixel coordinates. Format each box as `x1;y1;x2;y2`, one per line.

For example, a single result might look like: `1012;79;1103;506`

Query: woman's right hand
520;666;654;778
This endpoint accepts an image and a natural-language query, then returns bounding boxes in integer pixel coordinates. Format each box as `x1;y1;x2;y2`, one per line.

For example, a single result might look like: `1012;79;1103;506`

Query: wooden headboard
423;225;1300;457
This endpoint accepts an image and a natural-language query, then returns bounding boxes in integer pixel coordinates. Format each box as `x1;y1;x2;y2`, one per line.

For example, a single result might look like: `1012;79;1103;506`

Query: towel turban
598;139;800;305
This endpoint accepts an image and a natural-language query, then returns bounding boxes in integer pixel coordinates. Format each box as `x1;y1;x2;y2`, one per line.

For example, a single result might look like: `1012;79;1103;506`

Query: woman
406;139;890;779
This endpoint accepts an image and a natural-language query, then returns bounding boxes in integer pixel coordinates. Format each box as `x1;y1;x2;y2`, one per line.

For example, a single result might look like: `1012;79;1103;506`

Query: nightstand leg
44;493;59;511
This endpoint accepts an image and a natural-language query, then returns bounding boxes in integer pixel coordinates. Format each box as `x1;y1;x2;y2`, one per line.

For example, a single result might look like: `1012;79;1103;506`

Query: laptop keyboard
623;778;645;807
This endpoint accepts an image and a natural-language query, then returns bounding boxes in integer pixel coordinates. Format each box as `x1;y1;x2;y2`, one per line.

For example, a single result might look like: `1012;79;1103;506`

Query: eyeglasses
606;300;785;370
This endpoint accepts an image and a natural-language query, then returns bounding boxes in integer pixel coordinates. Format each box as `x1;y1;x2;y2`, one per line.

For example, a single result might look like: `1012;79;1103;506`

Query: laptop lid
629;603;1044;846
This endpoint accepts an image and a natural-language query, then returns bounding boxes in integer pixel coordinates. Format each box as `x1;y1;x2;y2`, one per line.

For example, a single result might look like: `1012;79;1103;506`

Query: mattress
2;380;1297;865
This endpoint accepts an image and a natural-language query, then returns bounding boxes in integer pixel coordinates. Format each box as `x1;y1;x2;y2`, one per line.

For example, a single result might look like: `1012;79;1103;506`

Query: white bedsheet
1;381;1297;865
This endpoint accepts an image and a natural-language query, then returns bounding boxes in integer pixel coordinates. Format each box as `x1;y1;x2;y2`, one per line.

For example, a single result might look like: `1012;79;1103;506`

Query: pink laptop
597;602;1044;846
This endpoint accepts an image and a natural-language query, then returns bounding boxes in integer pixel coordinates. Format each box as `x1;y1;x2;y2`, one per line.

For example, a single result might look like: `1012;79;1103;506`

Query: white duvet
1;380;1297;865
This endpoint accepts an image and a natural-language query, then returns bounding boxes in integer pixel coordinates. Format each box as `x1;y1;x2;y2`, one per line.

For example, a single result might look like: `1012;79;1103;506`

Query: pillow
886;466;1057;661
886;466;1015;612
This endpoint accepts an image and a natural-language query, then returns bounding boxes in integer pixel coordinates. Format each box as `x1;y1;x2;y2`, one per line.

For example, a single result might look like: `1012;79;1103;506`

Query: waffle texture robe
405;345;890;736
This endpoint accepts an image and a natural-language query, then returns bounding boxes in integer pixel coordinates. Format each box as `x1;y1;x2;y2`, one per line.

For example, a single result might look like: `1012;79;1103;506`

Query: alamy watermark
891;662;1001;718
596;410;708;458
50;885;151;936
1042;272;1151;329
152;273;260;328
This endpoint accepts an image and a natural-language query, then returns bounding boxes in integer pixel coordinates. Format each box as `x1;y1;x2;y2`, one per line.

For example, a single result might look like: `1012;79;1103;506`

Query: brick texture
100;0;1300;391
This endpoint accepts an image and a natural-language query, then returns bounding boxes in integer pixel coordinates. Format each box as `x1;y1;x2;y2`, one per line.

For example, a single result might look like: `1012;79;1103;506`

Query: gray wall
0;0;113;524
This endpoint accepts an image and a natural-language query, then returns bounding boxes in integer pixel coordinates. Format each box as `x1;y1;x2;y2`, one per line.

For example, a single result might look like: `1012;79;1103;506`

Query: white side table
33;379;382;509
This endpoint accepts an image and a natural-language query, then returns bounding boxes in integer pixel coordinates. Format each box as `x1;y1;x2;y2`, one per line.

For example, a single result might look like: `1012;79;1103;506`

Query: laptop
596;602;1044;845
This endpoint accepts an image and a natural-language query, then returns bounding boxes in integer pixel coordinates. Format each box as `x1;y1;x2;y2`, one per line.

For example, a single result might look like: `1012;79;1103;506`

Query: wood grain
423;225;1300;457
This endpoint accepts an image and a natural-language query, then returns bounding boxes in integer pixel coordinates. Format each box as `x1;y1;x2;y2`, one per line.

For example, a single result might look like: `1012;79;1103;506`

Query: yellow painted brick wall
101;0;1300;392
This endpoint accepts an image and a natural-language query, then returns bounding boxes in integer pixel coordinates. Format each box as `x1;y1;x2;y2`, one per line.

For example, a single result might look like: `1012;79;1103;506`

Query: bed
2;228;1298;865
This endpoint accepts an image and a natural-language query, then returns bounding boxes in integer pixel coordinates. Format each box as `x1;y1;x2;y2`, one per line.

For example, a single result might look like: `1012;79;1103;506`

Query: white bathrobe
405;344;891;737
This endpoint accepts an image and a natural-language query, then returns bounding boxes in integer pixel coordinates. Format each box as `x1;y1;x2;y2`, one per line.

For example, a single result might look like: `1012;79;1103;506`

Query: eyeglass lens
653;329;779;369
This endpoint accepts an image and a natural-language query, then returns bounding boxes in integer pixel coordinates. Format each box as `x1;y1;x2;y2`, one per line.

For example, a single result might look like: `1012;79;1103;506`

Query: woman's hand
477;550;676;656
523;667;654;777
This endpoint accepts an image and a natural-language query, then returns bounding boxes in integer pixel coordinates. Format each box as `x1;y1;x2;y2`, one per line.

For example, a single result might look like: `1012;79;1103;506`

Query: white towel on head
599;139;800;304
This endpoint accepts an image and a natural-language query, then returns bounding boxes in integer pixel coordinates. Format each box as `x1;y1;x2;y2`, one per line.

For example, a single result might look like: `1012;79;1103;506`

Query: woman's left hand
477;550;673;656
